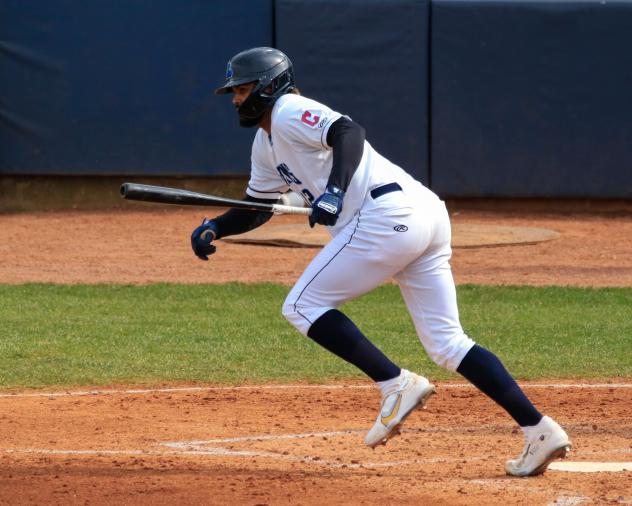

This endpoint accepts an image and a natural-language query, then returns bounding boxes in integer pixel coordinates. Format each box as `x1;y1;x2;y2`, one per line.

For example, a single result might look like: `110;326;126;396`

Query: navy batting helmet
215;47;295;127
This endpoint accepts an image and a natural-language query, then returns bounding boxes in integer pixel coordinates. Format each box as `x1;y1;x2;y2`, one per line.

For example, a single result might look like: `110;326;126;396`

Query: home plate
549;461;632;472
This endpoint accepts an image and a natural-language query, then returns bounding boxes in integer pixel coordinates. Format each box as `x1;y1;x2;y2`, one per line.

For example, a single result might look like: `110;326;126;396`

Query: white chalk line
4;428;630;471
161;429;445;468
160;430;632;462
162;429;364;447
2;446;468;469
3;430;480;469
1;383;629;471
165;434;632;451
547;494;589;506
0;382;631;399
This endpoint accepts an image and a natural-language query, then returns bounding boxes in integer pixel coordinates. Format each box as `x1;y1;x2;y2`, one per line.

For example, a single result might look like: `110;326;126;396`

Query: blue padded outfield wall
276;0;430;184
431;0;632;198
0;0;430;182
0;0;273;175
2;0;632;197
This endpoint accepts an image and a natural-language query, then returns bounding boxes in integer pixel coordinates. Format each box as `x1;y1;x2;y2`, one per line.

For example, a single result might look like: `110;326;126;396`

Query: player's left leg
282;198;432;373
282;210;409;381
282;203;436;446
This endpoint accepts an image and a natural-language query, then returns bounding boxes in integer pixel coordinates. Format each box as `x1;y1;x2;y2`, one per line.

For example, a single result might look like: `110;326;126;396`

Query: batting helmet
215;47;295;127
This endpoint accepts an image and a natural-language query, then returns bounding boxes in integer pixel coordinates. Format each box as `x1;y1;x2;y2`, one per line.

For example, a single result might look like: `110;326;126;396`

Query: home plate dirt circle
224;222;560;248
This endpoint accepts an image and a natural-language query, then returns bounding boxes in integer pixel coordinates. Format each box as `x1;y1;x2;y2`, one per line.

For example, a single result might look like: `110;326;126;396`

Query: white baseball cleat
505;416;572;477
364;371;435;448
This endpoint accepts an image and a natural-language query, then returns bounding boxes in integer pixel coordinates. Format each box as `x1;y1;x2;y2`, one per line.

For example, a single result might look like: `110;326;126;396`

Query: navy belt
370;182;402;199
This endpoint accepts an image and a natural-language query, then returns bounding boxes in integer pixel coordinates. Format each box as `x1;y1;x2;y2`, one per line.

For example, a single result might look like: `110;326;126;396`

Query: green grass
0;284;630;388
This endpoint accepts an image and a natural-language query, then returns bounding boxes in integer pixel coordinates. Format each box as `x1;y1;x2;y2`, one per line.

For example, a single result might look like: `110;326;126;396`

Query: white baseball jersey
246;94;419;235
246;93;475;372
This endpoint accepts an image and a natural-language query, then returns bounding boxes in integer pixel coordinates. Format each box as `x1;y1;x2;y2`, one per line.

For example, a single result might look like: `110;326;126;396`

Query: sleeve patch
301;110;324;128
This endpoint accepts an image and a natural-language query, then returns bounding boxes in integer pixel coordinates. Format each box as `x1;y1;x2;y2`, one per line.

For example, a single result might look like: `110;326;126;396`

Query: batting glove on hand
191;218;219;261
309;185;345;228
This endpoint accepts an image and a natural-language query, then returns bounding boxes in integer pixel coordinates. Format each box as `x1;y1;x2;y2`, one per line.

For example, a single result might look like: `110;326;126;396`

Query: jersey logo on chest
276;163;315;204
276;163;302;185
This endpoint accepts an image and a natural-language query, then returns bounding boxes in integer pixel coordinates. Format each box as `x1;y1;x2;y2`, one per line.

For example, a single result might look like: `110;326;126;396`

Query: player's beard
237;95;268;128
239;115;261;128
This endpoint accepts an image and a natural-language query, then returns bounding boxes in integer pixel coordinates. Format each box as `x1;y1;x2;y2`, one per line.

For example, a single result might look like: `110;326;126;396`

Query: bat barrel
119;182;311;215
120;183;193;204
120;182;153;200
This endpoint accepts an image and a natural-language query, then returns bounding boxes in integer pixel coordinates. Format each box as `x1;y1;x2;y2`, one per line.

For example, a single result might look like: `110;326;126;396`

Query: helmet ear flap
260;83;275;98
260;69;294;98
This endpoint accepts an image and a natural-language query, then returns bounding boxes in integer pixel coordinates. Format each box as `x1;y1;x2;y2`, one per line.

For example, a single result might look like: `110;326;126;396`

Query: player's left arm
325;117;365;192
309;117;366;227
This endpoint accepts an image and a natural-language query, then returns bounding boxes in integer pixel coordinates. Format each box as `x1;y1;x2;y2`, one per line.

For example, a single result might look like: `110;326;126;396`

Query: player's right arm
191;133;289;261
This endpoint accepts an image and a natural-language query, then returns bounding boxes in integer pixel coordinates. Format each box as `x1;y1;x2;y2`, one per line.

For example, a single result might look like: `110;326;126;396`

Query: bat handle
270;203;313;215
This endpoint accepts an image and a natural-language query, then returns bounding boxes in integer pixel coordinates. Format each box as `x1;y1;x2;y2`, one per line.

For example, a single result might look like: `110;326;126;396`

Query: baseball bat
120;183;312;215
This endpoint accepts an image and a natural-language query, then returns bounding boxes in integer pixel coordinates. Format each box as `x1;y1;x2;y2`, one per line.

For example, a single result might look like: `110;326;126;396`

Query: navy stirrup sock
457;344;542;427
307;309;401;382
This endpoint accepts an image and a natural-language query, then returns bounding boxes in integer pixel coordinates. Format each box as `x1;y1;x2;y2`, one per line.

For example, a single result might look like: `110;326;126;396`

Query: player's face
232;83;256;108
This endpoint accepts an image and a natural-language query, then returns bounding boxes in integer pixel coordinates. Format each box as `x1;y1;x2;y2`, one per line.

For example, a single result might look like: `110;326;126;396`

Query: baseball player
191;47;571;476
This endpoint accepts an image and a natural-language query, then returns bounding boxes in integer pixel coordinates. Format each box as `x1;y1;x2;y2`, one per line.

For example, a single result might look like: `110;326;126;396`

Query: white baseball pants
282;183;475;372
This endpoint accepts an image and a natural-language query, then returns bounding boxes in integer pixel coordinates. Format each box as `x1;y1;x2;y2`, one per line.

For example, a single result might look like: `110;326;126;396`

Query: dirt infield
0;383;630;505
1;206;632;286
1;207;631;504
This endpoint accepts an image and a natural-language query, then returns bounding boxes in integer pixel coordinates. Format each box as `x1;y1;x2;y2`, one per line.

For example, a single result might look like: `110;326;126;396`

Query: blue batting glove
309;185;345;228
191;218;219;261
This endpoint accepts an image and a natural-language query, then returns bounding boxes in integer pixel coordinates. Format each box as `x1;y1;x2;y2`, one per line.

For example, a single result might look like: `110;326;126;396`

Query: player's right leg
394;202;570;475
